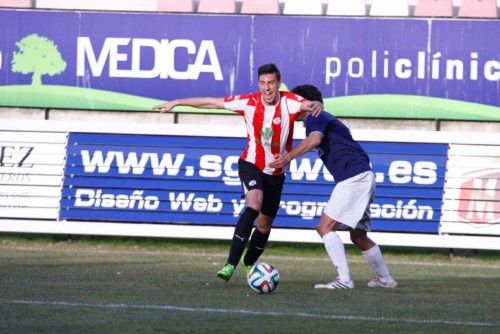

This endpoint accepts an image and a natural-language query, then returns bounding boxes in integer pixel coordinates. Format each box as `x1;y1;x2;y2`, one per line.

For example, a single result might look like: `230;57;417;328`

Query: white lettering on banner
289;158;334;181
199;154;241;186
288;158;436;185
232;198;433;221
199;155;222;178
325;51;500;83
280;200;327;220
231;199;246;217
370;200;434;220
74;189;159;210
485;60;500;81
222;156;240;185
80;150;184;176
169;192;222;213
231;198;327;219
0;146;34;168
388;160;437;185
76;37;223;80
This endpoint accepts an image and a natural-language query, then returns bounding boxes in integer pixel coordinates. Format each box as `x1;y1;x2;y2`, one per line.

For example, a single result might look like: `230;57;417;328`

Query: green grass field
0;234;499;333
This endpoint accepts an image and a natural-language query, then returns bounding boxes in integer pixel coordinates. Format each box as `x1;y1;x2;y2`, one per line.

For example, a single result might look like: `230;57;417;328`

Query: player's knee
247;203;262;212
349;233;362;246
316;223;329;237
256;214;273;234
245;195;263;211
350;230;373;250
256;224;271;234
315;224;322;235
316;215;337;236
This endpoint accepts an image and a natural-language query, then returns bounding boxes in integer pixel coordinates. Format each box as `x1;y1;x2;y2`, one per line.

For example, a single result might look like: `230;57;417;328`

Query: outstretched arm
269;132;323;169
300;100;323;117
153;97;226;113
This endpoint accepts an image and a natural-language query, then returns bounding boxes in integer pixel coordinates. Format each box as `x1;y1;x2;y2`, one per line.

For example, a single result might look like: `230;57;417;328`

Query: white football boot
314;278;354;290
367;276;398;288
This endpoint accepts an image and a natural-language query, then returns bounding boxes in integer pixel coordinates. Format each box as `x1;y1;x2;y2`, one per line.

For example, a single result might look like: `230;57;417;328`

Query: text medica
76;37;222;79
75;37;499;82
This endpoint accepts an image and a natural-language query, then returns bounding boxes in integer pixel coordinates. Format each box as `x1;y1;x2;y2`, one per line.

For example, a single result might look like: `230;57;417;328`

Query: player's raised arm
153;97;226;113
300;100;323;117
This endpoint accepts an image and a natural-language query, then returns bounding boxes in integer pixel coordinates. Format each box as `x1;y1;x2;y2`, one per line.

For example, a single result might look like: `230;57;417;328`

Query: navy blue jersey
305;111;371;182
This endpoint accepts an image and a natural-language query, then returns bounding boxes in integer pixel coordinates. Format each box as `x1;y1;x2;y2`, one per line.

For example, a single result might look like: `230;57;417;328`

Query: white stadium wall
0;119;498;250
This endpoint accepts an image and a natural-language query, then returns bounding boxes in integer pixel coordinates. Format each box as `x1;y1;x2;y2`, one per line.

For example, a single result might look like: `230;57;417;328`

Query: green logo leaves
11;33;66;85
261;127;274;141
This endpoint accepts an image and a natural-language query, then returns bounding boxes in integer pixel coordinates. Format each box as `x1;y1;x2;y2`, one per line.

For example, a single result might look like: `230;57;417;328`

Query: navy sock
243;228;270;266
227;207;259;265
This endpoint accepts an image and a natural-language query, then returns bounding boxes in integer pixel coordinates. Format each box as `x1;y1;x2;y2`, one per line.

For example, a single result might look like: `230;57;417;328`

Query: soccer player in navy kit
270;84;398;289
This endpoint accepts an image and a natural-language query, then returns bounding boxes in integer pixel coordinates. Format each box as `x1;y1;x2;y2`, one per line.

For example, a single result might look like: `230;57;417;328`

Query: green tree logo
11;33;66;85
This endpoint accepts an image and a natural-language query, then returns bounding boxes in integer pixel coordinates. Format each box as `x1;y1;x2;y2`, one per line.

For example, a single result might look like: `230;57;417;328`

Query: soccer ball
247;263;280;294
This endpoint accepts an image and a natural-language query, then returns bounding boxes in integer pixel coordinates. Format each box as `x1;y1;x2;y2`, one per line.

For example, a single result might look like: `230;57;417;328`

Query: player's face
258;73;280;106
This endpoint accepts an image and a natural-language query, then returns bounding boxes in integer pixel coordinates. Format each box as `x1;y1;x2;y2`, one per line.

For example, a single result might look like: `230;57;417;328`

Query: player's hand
309;101;323;117
153;101;176;113
269;153;289;169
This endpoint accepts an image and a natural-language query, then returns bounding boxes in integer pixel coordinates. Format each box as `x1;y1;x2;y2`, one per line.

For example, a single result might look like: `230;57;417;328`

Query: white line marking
1;299;496;328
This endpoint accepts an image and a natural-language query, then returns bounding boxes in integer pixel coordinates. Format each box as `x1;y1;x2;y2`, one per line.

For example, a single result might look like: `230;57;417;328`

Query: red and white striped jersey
224;91;305;175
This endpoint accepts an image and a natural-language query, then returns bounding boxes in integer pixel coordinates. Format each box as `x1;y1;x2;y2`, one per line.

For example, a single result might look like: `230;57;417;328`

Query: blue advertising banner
60;133;448;233
0;9;498;120
256;17;500;107
0;10;251;99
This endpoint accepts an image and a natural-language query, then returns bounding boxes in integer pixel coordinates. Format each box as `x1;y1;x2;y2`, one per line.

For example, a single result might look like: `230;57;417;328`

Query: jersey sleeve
224;93;254;116
283;91;305;115
306;113;328;136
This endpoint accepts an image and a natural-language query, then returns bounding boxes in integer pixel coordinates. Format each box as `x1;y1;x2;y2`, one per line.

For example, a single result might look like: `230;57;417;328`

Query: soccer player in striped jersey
270;84;398;290
154;64;322;281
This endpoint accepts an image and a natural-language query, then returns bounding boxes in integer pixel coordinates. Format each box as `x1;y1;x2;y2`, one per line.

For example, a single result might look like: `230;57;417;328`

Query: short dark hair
258;63;281;82
291;84;324;104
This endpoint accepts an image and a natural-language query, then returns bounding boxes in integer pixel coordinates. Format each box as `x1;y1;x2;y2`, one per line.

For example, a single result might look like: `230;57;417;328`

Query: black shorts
238;159;285;217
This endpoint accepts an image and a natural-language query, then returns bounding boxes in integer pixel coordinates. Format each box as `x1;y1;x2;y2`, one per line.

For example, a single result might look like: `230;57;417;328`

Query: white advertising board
0;130;66;219
441;144;500;236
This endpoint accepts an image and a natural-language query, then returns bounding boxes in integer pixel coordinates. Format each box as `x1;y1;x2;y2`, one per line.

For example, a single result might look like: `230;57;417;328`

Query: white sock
322;232;351;282
363;245;391;280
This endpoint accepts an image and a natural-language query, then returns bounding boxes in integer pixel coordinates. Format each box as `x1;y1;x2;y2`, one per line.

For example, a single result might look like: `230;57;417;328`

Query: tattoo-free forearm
283;133;322;162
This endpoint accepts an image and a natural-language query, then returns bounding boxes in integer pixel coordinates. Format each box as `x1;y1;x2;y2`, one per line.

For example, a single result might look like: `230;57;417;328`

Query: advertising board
60;132;448;233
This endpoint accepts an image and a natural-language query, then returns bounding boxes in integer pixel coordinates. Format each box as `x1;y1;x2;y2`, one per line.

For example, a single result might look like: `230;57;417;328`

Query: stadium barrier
0;119;498;250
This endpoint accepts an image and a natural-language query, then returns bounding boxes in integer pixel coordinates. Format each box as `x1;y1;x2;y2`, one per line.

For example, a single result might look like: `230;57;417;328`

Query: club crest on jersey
272;117;281;125
261;128;273;140
260;128;274;147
